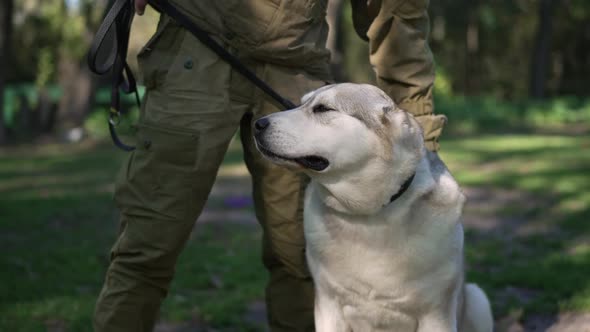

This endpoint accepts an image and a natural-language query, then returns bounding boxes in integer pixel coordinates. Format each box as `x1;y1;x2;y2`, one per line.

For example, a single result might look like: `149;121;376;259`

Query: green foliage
84;106;139;140
434;67;454;97
340;1;374;84
429;0;590;98
84;86;144;139
2;84;61;126
436;94;590;134
35;48;54;89
9;0;108;83
569;0;590;20
2;83;142;136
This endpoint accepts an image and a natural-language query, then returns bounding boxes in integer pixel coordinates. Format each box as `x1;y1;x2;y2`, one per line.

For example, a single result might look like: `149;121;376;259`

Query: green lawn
0;133;588;331
441;134;590;317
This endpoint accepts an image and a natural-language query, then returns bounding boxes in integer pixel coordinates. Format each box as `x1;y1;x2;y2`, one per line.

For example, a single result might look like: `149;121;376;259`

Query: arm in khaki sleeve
353;0;447;151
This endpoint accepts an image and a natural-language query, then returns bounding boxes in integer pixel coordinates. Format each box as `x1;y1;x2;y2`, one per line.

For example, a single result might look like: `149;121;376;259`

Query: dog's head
254;83;424;179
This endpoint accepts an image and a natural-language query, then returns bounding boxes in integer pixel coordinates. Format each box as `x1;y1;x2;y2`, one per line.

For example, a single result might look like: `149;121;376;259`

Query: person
93;0;447;331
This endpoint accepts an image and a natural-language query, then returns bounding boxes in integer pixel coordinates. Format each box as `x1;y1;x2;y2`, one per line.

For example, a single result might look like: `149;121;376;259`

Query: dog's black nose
254;117;270;134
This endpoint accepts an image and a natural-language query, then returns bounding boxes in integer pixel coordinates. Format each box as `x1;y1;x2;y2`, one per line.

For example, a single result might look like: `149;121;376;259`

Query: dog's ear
301;90;316;104
301;84;334;105
389;110;424;154
373;88;399;122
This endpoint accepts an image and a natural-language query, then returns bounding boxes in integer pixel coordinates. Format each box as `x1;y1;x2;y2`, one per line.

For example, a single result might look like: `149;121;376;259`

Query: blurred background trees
0;0;14;144
0;0;157;143
1;0;109;142
0;0;589;145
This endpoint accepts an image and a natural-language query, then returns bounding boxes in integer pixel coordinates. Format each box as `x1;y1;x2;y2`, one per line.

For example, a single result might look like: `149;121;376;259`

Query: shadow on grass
441;134;590;325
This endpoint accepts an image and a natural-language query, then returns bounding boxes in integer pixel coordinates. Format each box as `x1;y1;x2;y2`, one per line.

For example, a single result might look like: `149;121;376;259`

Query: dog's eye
313;104;333;113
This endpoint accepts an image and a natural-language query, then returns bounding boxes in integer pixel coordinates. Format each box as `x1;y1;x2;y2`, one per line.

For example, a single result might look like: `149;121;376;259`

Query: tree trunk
55;0;103;136
464;2;479;96
0;0;14;144
326;0;346;81
530;0;555;99
57;57;95;130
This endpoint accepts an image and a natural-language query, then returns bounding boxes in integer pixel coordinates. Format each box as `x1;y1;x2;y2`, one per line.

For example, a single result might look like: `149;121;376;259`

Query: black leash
88;0;296;151
88;0;139;151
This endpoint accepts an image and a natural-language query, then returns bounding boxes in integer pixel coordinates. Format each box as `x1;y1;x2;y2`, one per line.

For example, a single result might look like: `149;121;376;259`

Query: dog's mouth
257;143;330;172
293;155;330;171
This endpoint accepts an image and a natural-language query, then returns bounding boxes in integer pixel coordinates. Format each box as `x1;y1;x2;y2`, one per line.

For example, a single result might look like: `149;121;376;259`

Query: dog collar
388;173;415;204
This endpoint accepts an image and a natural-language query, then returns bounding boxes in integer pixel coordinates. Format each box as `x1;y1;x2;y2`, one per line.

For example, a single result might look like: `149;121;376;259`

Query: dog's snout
254;117;270;134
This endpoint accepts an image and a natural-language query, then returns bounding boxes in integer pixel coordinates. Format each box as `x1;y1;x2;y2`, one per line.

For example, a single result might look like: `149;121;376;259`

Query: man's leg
238;64;328;331
93;16;244;331
365;0;447;151
240;110;314;332
93;117;242;332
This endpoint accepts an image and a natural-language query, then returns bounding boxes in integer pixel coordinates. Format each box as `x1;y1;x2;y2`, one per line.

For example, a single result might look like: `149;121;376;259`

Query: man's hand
135;0;148;16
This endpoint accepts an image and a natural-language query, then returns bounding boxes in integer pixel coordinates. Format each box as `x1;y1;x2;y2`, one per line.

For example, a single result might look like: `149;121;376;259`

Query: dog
253;83;493;332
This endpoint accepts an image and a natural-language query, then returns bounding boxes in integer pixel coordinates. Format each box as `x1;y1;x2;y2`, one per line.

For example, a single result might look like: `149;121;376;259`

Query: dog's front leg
417;312;457;332
315;289;350;332
417;275;462;332
417;292;460;332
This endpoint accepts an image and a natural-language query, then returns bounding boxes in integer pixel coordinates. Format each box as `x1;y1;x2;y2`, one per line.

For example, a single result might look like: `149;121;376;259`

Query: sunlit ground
0;132;588;331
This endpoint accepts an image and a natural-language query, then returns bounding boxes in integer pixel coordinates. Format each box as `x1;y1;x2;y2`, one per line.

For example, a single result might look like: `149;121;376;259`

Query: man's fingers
135;0;148;15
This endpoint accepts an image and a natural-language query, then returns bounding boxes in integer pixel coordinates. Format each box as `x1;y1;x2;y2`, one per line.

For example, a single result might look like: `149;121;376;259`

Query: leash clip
109;107;121;126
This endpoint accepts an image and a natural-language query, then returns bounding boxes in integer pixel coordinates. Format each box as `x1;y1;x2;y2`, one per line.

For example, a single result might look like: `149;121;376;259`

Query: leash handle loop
88;0;137;151
88;0;133;75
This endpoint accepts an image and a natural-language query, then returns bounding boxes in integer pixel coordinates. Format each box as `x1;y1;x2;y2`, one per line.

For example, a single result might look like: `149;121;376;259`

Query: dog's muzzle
253;117;330;172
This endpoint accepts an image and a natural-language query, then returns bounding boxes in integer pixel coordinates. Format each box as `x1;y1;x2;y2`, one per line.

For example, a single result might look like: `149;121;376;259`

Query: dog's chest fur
303;156;466;322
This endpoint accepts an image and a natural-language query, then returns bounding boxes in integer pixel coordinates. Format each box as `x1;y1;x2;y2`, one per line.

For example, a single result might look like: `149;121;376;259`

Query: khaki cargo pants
93;16;325;332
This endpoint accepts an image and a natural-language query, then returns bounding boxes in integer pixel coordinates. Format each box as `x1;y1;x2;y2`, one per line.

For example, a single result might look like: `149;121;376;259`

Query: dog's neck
312;149;427;216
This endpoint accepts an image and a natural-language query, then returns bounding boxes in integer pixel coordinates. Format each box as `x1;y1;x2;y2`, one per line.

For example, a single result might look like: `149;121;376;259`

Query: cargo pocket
114;122;200;222
138;15;232;124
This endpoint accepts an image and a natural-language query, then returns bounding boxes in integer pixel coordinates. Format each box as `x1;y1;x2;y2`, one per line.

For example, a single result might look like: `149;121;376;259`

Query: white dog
253;83;493;332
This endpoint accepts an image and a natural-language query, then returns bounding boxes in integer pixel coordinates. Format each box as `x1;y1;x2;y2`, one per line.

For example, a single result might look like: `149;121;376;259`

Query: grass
440;134;590;317
0;140;265;331
0;143;124;331
0;132;588;330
